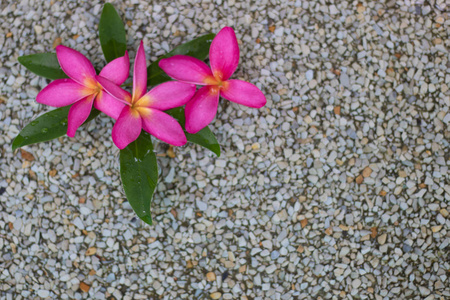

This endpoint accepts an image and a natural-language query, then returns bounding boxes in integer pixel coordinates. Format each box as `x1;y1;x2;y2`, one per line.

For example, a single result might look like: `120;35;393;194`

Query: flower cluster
36;27;266;149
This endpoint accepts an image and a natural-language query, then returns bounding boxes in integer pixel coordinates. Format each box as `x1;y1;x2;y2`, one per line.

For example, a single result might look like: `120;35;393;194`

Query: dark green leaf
18;53;67;80
147;33;215;86
166;107;220;156
120;132;158;225
99;3;127;62
12;107;100;151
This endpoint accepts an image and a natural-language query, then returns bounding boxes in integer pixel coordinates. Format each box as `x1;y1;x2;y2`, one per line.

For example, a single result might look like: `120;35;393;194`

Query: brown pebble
85;247;97;256
206;272;216;281
268;25;275;33
6;32;13;38
362;167;372;178
431;225;442;233
49;169;57;177
379;190;387;196
256;38;261;43
339;224;349;231
334;106;341;115
186;260;193;269
331;68;341;76
355;175;364;184
20;149;35;161
325;227;333;235
72;34;80;40
398;170;407;178
210;292;222;300
356;3;365;13
371;227;377;238
52;37;62;49
79;197;86;204
297;245;304;253
79;282;90;293
167;146;175;158
300;219;308;228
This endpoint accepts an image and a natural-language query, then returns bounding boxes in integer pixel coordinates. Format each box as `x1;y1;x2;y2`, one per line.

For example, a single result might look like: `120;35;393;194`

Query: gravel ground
1;0;449;299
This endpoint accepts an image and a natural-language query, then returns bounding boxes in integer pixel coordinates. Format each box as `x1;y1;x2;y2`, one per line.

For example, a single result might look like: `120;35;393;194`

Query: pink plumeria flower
158;27;266;134
36;45;130;137
97;41;196;150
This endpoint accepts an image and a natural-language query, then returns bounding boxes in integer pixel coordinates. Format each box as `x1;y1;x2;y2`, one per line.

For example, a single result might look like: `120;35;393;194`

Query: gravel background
0;0;449;299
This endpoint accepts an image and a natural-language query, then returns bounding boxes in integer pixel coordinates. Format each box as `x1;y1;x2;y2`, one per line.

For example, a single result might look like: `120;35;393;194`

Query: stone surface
0;0;448;299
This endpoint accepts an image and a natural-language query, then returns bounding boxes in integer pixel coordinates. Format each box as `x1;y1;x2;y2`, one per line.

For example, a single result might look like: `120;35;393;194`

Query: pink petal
137;81;196;111
56;45;97;86
185;86;220;134
220;79;266;108
133;41;147;102
141;108;187;146
96;75;132;105
209;27;240;81
112;106;143;149
36;79;91;107
99;51;130;85
94;90;126;120
67;94;95;137
158;55;215;85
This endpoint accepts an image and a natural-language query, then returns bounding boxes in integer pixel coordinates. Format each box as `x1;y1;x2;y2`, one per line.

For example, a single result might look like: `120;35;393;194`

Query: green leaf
147;33;216;86
120;132;158;225
99;3;127;62
12;107;100;151
166;107;220;156
18;53;67;80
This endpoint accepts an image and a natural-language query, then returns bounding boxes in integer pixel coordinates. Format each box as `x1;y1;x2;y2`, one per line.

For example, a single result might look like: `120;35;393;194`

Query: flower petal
56;45;97;85
209;27;239;81
137;81;196;111
94;90;126;120
133;41;147;102
96;75;132;105
67;94;95;137
220;79;266;108
99;51;130;85
36;79;91;107
185;86;220;134
158;55;214;85
141;108;187;146
112;106;142;149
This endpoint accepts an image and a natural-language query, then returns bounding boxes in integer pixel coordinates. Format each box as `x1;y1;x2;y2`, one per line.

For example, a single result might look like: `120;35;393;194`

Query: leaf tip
213;146;221;157
102;2;115;10
12;135;23;151
140;215;153;226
